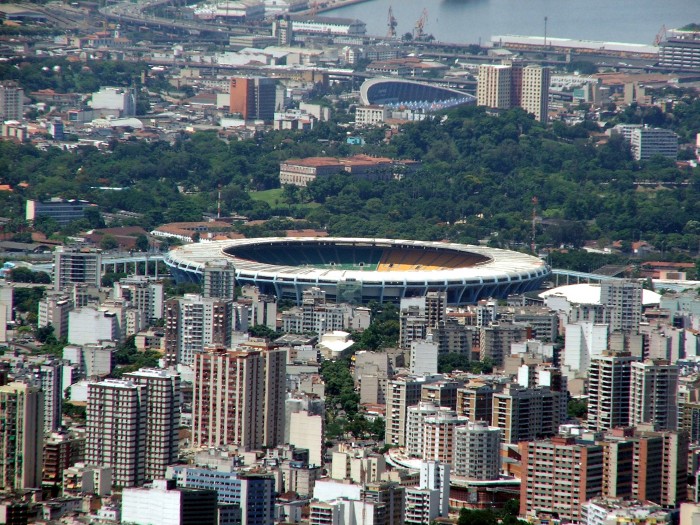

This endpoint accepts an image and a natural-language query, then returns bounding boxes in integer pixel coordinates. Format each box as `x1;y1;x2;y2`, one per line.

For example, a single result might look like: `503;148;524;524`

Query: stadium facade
359;78;476;107
164;238;549;305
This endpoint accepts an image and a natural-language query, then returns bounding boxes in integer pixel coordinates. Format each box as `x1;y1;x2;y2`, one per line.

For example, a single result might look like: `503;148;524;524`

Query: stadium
359;78;476;112
164;237;550;305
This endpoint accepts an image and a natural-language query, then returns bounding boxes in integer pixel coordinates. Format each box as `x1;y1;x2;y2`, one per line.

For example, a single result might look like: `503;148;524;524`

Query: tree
35;324;54;343
567;398;588;419
248;324;279;339
100;234;119;250
135;234;150;252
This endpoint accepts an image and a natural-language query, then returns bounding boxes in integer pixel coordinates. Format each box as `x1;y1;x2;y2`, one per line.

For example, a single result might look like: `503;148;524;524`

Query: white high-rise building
114;276;164;322
36;358;64;433
38;293;74;340
453;421;501;480
564;321;609;376
405;461;450;524
629;359;679;431
165;294;232;367
410;336;439;376
630;127;679;161
86;379;147;487
406;402;439;458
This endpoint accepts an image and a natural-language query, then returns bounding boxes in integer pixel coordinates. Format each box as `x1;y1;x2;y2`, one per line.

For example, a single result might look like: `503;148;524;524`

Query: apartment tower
587;352;639;432
86;379;148;487
629;359;679;431
124;368;181;481
0;382;43;491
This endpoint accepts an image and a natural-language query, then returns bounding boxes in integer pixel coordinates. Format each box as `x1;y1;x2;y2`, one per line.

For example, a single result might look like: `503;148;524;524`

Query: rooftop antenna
217;185;222;219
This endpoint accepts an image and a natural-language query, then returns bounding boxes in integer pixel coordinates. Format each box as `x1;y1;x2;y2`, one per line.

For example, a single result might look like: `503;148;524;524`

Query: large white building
38;293;74;340
289;410;324;467
289;15;366;36
410;337;439;376
520;65;551;122
564;321;609;377
114;276;164;322
68;306;119;345
90;87;136;117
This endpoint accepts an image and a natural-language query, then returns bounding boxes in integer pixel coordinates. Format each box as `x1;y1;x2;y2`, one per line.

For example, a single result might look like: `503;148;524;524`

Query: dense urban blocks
164;237;550;305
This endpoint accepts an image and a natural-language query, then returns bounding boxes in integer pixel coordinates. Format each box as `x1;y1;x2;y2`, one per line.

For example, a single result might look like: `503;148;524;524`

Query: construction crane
387;6;397;39
413;8;428;40
310;1;319;16
654;24;667;45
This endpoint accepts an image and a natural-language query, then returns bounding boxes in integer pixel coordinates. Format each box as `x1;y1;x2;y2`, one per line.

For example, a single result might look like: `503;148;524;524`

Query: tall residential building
405;462;450;524
0;81;23;120
399;292;447;348
422;408;467;464
361;481;405;525
477;63;550;121
456;382;496;422
165;294;233;367
629;360;678;431
114;276;164;321
35;357;64;433
38;292;74;339
201;261;237;300
480;323;529;367
492;384;560;443
192;346;286;451
86;379;148;488
587;352;639;432
453;421;501;480
385;376;438;447
229;77;277;121
520;436;604;523
600;280;643;333
603;426;688;507
477;64;512;109
53;247;102;292
520;65;551;122
406;402;439;458
0;382;43;491
124;369;181;481
410;337;439;376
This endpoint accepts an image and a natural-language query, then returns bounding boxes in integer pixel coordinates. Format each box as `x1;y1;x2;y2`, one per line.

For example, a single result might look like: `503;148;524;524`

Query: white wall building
289;410;324;467
68;307;119;345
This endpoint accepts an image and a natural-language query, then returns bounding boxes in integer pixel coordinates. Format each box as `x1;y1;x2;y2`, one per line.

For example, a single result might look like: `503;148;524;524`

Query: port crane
387;6;397;39
413;8;428;40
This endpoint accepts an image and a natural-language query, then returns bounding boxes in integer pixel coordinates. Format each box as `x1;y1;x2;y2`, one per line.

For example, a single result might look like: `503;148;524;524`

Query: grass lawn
249;188;285;206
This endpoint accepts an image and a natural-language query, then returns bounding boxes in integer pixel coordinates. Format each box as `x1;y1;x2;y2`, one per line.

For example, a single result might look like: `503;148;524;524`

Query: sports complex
164;237;550;305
